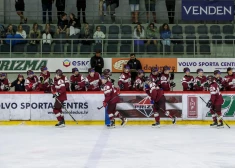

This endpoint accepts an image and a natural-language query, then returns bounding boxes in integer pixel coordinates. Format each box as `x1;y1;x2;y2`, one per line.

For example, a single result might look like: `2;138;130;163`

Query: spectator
15;0;27;24
145;0;156;23
81;23;92;45
57;13;69;35
90;50;104;75
127;53;142;85
5;24;16;45
15;24;27;42
29;23;41;44
133;23;145;45
42;24;53;44
146;23;157;45
160;23;171;46
77;0;86;23
129;0;139;24
55;0;66;24
99;0;107;23
93;26;105;44
69;13;81;36
107;0;119;24
9;74;25;91
42;0;54;24
165;0;176;24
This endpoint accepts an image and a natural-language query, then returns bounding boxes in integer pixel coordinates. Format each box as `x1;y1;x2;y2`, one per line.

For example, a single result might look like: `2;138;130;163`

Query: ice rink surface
0;125;235;168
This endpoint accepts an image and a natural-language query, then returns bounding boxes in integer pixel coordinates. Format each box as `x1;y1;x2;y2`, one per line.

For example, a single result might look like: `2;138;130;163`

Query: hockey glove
75;85;80;90
119;83;124;90
170;82;176;88
170;73;174;80
100;84;105;90
206;100;212;108
103;101;107;107
48;78;53;86
111;79;115;84
150;100;155;104
189;83;194;91
204;82;209;88
85;82;90;88
53;92;60;98
197;81;201;87
39;76;44;83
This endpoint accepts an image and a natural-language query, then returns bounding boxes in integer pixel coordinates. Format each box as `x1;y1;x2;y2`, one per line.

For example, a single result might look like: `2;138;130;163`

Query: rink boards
0;91;235;125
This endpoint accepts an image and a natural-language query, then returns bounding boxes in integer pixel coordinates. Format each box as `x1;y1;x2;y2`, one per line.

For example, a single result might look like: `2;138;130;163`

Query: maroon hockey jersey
194;76;207;91
133;76;145;91
25;75;39;91
0;78;10;91
223;73;235;91
54;75;70;91
70;74;86;91
54;78;67;101
118;72;132;91
86;72;101;91
160;73;170;91
103;81;120;104
38;71;51;91
146;82;164;103
150;73;161;86
181;75;194;91
209;82;224;105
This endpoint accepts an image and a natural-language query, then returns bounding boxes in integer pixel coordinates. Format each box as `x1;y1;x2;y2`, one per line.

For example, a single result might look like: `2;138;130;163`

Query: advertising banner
177;58;235;72
0;58;112;73
182;0;234;21
112;58;177;73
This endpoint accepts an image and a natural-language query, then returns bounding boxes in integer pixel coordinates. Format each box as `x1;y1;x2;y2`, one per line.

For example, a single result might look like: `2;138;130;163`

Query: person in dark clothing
77;0;86;23
42;0;54;24
55;0;66;24
69;13;81;36
9;74;25;91
57;13;69;35
165;0;176;24
15;0;27;24
107;0;119;23
127;53;142;85
90;50;104;75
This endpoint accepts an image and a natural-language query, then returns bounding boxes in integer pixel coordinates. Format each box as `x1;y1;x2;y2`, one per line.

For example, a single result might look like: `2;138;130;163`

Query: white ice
0;125;235;168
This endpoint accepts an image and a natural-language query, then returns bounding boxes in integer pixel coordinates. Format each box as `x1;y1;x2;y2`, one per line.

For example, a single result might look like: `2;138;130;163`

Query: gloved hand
32;83;37;90
170;82;176;87
75;85;80;90
197;81;201;87
206;100;212;108
189;83;194;90
85;82;90;88
100;84;105;90
119;83;124;90
150;100;155;104
0;84;5;90
39;76;44;83
144;84;150;90
111;79;115;84
103;101;107;107
53;92;60;98
170;73;174;80
204;82;209;88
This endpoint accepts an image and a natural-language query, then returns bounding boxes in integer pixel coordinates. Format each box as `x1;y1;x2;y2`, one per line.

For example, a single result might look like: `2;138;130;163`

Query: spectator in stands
107;0;119;24
29;23;41;44
9;74;25;92
133;23;145;46
57;13;69;35
6;24;26;45
0;24;6;43
15;0;27;24
15;24;27;44
81;23;92;45
145;0;156;23
127;53;142;85
160;23;171;46
5;24;16;45
42;0;54;24
93;26;105;44
99;0;107;23
90;50;104;75
146;23;157;45
69;13;81;36
165;0;176;24
77;0;86;23
42;23;53;44
129;0;139;24
55;0;66;24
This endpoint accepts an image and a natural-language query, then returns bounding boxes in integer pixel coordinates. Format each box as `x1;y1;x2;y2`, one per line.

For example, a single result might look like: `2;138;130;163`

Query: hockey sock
55;112;63;121
216;112;223;122
212;114;217;123
114;111;122;119
109;113;114;121
154;113;160;122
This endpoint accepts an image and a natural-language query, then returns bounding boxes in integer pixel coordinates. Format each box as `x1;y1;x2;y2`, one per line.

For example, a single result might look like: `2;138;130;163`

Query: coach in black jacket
90;50;104;75
127;53;142;85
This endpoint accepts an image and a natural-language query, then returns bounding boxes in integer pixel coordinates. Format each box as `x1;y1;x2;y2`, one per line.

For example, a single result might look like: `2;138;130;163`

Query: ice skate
172;116;177;124
217;121;224;129
107;119;115;128
210;122;218;128
55;119;65;128
152;122;160;128
121;118;127;127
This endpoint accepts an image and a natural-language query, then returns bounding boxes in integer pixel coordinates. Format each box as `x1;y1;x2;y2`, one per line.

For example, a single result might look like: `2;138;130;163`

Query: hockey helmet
103;69;112;76
27;70;34;76
145;77;152;83
163;65;170;71
207;75;215;84
123;64;130;70
88;68;95;73
214;70;221;75
40;66;48;72
151;67;158;73
197;68;203;74
137;69;144;75
72;68;79;73
0;73;7;78
183;67;190;73
56;69;63;76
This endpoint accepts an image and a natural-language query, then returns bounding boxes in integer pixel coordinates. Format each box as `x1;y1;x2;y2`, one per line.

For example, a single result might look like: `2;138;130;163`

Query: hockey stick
199;96;230;128
159;108;177;124
97;94;120;110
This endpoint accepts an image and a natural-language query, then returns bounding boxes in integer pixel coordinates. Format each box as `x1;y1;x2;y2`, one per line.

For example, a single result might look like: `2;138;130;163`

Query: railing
0;38;234;58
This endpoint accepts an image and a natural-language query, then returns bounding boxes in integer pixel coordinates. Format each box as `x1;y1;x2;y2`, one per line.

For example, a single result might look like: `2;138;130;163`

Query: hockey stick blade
97;106;103;110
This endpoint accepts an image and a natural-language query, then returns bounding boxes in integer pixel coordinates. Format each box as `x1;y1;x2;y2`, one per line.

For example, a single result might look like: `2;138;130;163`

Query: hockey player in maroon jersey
54;69;70;91
206;75;224;128
0;73;11;91
70;68;86;91
86;68;101;91
194;68;208;91
25;70;39;92
133;69;145;91
101;75;127;127
52;69;67;127
118;65;132;91
223;67;235;91
214;70;224;91
144;77;176;127
103;69;115;85
149;67;161;86
159;66;175;91
181;67;194;91
38;66;51;92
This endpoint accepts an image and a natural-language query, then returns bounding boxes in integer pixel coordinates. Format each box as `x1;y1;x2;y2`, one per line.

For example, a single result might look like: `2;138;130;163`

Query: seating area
1;23;235;57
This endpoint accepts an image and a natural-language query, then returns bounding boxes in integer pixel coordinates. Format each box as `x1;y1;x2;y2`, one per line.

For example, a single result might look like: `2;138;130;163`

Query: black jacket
56;0;65;7
69;18;81;29
11;79;25;91
77;0;86;8
41;0;54;5
90;55;104;75
127;58;142;71
15;0;25;5
107;0;119;7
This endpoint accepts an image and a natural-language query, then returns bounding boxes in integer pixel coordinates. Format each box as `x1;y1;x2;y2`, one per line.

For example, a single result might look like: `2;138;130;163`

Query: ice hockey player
102;69;115;85
52;69;67;127
194;68;208;91
133;69;145;91
149;67;161;86
70;68;86;91
206;75;224;128
160;66;175;91
144;77;176;127
214;70;224;91
101;75;127;128
86;68;101;91
223;67;235;91
54;69;70;91
38;66;51;92
118;64;132;91
181;67;194;91
0;73;11;91
25;70;39;92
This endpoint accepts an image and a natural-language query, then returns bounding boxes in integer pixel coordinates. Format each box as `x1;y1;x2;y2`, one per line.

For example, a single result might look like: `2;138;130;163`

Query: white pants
42;33;52;44
70;26;80;36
